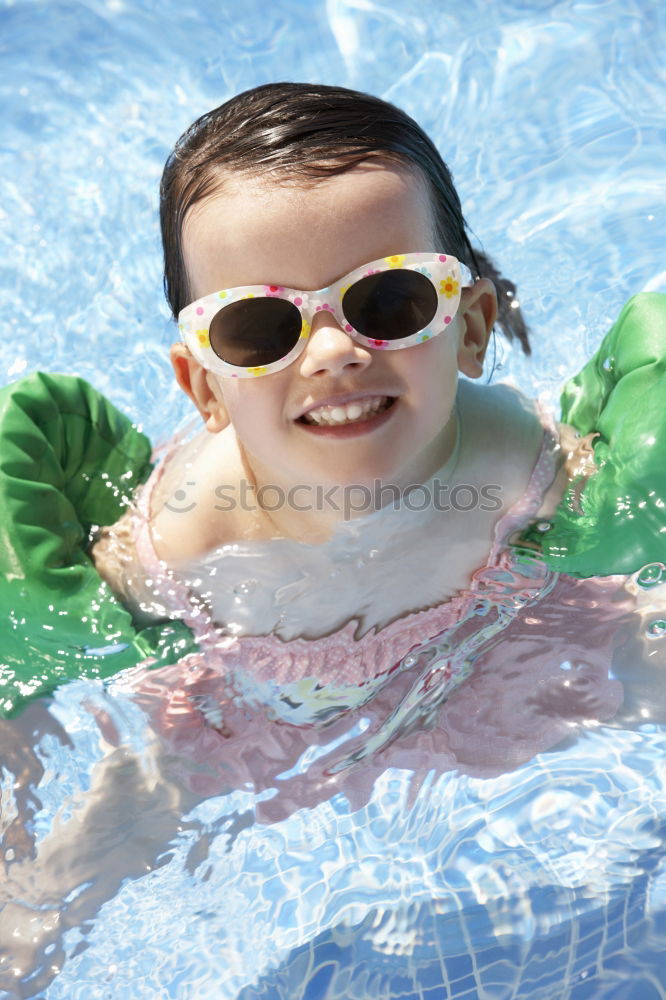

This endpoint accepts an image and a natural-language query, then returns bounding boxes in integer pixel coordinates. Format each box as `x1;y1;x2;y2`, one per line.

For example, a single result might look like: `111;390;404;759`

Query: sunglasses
178;252;474;378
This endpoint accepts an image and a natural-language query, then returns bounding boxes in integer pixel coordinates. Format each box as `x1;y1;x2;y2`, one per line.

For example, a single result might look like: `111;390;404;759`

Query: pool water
1;1;666;998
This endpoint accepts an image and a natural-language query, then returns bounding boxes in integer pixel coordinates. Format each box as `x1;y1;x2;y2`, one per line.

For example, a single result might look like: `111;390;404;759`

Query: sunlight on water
0;0;665;998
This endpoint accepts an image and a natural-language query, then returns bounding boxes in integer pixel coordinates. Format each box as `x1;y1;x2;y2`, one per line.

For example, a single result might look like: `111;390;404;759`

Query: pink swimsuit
116;420;634;801
132;421;558;687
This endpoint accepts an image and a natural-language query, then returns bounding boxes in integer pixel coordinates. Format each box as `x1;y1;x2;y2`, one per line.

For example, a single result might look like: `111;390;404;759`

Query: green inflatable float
0;294;664;717
0;373;196;717
520;292;666;575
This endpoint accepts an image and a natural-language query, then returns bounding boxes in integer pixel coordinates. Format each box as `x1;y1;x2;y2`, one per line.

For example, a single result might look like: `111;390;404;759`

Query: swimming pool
1;1;666;997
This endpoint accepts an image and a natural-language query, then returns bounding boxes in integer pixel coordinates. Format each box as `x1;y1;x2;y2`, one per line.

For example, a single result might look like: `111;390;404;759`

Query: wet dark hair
160;82;530;354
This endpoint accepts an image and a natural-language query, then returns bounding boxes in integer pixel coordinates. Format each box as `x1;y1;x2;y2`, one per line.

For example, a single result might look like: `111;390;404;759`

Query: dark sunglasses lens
209;298;302;368
342;269;438;341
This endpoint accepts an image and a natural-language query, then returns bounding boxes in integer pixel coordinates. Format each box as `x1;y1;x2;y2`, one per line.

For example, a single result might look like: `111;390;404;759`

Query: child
2;83;662;730
91;83;557;632
86;82;654;742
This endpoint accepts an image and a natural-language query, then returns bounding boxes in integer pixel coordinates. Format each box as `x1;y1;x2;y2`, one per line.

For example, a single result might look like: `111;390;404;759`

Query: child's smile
173;160;495;530
297;392;396;430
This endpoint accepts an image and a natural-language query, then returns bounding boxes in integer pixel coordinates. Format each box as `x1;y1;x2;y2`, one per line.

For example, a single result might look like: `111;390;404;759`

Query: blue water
1;1;666;998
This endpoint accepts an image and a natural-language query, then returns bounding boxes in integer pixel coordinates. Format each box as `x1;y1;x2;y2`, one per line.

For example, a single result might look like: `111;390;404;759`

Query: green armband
521;294;666;577
0;372;197;717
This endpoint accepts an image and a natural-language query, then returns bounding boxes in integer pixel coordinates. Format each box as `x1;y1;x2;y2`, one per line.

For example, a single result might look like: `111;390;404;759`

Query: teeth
303;396;390;426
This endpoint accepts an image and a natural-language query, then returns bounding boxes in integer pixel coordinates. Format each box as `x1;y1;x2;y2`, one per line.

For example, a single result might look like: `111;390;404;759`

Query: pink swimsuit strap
131;415;558;687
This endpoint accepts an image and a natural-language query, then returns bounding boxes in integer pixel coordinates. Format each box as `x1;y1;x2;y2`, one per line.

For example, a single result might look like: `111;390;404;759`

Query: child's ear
456;278;497;379
170;343;229;433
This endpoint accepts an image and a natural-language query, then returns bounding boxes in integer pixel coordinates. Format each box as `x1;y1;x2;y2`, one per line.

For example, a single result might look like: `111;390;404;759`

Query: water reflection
3;554;663;997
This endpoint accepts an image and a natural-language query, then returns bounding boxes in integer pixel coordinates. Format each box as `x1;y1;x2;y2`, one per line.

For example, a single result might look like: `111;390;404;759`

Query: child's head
160;82;529;355
158;83;528;505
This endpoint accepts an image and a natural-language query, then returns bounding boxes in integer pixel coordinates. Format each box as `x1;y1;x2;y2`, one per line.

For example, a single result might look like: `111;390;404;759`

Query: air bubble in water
646;620;666;639
233;579;257;596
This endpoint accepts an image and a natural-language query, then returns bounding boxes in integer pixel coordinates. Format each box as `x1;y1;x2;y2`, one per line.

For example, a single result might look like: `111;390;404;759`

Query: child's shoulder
456;379;555;523
149;426;250;562
458;379;545;464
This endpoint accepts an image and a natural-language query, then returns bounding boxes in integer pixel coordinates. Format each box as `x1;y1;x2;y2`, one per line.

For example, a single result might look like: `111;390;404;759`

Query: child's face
175;161;494;493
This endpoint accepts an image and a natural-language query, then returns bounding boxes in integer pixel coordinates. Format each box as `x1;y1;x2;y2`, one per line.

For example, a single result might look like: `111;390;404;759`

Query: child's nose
299;310;371;378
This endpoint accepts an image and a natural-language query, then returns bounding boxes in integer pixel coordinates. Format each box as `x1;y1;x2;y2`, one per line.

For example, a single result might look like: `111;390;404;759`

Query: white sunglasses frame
177;252;474;378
